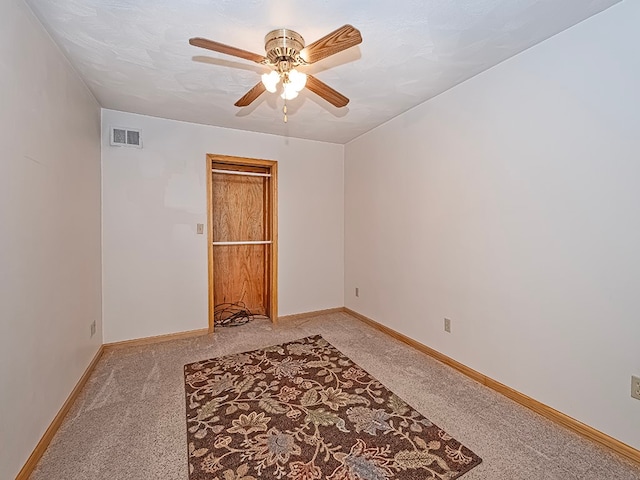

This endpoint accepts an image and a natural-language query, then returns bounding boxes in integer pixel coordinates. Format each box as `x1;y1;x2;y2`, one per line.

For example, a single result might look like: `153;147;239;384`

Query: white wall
102;110;344;343
345;0;640;449
0;1;102;477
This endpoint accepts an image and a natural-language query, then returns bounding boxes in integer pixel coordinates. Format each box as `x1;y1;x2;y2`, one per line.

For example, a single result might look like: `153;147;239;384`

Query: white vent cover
110;126;142;148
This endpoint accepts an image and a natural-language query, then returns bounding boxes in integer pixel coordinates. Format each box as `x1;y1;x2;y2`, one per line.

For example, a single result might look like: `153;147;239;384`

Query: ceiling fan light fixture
190;24;362;110
281;82;299;100
288;69;307;92
261;70;280;93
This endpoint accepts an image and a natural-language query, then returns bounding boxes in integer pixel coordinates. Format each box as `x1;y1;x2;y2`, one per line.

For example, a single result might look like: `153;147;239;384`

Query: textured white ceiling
26;0;620;144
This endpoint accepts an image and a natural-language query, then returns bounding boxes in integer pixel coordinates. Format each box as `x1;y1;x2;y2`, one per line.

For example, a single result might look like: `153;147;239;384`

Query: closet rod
212;241;272;246
212;169;271;178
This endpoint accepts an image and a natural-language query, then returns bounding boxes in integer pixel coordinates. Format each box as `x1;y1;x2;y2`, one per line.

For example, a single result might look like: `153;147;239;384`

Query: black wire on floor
213;302;256;327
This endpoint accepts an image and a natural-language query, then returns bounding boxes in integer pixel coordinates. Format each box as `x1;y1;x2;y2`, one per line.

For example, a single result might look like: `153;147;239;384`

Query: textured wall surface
345;1;640;449
0;1;102;477
102;109;344;343
26;0;619;143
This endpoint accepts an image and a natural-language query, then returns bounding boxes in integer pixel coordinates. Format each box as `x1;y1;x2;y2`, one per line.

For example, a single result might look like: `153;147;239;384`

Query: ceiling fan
189;25;362;118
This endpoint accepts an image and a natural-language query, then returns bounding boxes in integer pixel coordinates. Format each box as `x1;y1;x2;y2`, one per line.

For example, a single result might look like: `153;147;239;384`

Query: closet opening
206;154;278;332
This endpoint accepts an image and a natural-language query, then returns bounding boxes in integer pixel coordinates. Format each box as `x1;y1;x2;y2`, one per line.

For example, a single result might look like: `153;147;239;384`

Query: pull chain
283;99;288;123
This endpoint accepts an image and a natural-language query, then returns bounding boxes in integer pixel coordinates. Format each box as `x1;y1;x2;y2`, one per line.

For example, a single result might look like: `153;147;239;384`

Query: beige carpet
31;312;640;479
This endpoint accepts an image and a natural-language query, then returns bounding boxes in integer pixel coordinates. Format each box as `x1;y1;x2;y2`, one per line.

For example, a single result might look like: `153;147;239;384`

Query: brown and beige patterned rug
184;335;482;480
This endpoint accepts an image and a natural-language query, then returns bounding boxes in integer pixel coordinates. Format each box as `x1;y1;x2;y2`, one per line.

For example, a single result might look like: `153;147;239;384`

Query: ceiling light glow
261;70;280;93
281;82;299;100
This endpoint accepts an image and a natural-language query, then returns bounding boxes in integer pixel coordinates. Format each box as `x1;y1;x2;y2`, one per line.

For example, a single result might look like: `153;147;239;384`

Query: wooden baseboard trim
344;307;640;466
16;310;351;478
278;307;345;323
103;328;210;350
104;308;350;350
16;345;105;480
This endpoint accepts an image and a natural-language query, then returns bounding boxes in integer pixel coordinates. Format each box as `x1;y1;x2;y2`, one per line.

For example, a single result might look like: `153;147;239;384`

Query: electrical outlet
444;318;451;333
632;376;640;401
196;223;204;235
90;320;96;338
355;287;359;297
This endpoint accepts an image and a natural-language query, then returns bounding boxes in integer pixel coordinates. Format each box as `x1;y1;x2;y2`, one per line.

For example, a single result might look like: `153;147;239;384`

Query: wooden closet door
211;170;268;315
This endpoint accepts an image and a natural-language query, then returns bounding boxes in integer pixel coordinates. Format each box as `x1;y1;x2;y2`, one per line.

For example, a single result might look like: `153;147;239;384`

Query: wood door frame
206;154;278;333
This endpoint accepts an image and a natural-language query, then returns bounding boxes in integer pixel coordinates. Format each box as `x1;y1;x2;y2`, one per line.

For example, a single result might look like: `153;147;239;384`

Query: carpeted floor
32;312;640;479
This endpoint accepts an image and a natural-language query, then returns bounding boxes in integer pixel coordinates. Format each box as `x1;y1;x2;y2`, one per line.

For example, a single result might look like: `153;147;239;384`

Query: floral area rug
184;335;482;480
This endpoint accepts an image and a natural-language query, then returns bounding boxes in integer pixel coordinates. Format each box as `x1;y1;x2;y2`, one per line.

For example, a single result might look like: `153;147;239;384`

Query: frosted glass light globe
288;69;307;92
261;71;280;93
281;82;299;100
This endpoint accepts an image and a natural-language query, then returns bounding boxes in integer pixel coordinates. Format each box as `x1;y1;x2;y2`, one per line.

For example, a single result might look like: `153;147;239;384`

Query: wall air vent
110;127;142;148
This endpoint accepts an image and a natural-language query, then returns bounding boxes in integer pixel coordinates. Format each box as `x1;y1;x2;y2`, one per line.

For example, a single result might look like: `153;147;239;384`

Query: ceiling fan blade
234;82;267;107
189;37;267;64
300;25;362;64
305;75;349;108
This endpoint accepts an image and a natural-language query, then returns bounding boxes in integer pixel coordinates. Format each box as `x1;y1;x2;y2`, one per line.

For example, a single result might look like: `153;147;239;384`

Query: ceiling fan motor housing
264;29;306;68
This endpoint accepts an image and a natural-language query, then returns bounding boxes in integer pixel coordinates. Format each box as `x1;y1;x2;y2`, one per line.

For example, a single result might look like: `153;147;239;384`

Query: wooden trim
206;154;278;331
206;154;277;168
270;161;278;323
16;345;105;480
344;308;640;466
206;156;215;334
278;307;345;322
103;328;210;350
263;174;270;318
345;308;485;384
211;169;271;178
485;379;640;463
212;241;272;246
